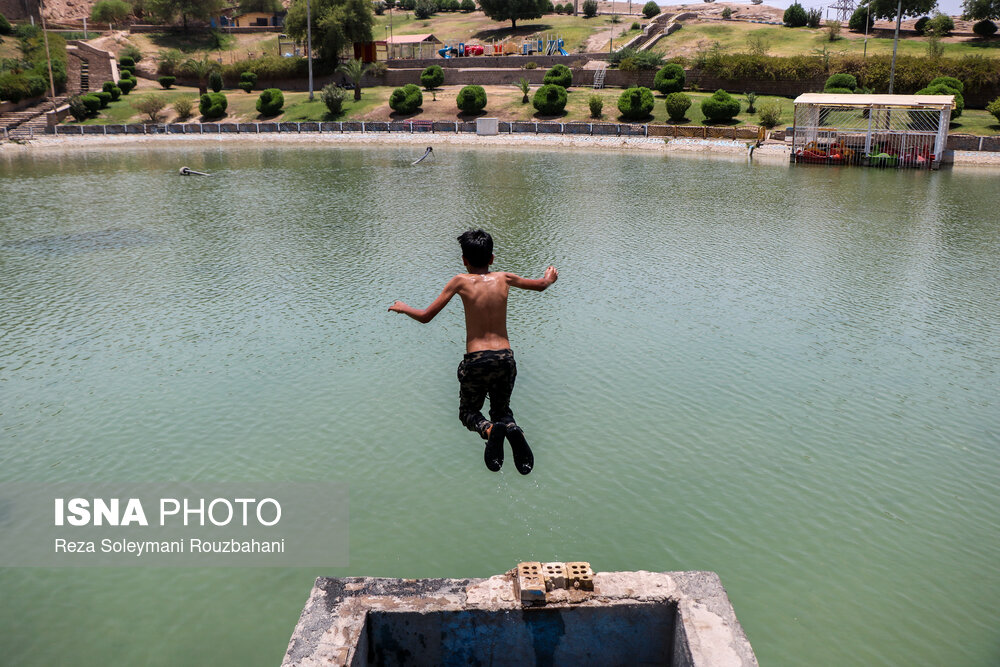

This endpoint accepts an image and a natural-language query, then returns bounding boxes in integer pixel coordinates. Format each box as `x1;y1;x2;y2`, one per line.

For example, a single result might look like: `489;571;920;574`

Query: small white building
791;93;954;169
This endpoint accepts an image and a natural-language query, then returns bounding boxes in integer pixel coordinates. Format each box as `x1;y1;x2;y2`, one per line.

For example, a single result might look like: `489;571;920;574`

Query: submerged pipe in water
411;147;433;165
179;167;210;176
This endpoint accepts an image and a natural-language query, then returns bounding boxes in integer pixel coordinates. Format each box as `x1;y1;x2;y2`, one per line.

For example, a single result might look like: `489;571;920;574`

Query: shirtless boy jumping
389;230;558;475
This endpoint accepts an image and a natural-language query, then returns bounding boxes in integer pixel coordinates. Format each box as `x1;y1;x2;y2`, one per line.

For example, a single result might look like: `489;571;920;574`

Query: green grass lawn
61;84;1000;136
375;11;646;54
653;21;1000;60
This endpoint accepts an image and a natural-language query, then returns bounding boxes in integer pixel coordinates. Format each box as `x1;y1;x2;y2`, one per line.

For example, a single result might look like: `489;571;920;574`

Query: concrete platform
281;570;757;666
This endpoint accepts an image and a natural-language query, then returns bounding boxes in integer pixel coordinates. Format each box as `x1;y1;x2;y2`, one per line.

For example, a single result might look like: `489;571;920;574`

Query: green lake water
1;145;998;666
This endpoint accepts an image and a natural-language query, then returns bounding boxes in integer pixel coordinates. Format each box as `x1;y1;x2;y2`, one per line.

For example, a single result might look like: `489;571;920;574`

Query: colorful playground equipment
521;36;568;56
438;42;498;57
437;35;566;58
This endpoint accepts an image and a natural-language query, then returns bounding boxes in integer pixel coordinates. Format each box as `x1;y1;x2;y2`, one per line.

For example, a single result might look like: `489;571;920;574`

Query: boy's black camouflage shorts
457;348;517;438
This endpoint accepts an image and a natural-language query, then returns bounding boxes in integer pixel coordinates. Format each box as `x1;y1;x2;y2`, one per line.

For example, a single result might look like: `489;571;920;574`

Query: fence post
362;121;366;133
645;125;648;138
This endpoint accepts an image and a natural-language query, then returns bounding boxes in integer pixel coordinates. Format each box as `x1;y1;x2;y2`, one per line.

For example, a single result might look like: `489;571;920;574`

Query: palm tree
336;59;372;101
182;55;219;96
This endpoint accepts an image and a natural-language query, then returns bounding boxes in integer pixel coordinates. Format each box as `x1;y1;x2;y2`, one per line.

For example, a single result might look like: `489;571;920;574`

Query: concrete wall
361;604;677;666
66;41;119;94
0;95;45;114
282;571;757;667
947;133;1000;151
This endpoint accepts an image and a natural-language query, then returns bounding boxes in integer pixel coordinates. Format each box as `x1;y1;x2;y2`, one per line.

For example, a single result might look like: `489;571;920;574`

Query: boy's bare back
389;267;557;353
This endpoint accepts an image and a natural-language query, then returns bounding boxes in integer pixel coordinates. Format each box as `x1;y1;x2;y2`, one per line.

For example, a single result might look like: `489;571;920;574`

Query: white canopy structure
791;93;954;169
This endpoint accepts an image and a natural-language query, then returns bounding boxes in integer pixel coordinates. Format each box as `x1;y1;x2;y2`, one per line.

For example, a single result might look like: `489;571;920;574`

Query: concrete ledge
281;570;756;667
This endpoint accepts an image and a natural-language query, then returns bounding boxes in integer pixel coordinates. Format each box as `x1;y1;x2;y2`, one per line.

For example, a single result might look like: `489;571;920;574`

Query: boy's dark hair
458;229;493;268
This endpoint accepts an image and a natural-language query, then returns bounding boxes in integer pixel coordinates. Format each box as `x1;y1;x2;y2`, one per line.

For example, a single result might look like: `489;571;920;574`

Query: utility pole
38;0;58;112
888;0;902;93
306;0;314;100
863;1;870;58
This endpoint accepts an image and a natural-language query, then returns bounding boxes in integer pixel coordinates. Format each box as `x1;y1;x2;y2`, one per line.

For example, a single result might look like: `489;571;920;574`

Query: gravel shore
2;131;997;168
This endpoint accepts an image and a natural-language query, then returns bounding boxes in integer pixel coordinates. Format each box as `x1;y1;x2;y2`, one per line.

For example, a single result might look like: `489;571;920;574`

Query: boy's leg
487;353;533;475
458;358;491;438
459;356;506;472
486;355;517;430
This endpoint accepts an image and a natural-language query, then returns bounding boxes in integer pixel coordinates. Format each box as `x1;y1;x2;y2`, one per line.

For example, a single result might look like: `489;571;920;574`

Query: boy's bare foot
506;425;533;475
484;423;506;472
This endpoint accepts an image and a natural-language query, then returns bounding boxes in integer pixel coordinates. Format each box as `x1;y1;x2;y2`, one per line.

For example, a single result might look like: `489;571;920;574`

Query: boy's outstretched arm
388;276;460;324
506;266;558;291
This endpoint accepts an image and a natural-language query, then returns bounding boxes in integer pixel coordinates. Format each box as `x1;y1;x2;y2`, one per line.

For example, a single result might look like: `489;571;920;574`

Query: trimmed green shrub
700;89;740;121
973;19;997;38
117;77;135;94
108;85;122;101
238;82;252;93
321;83;347;115
582;0;597;17
543;64;573;87
532;84;567;115
928;76;963;93
664;91;691;121
914;16;930;35
588;94;603;117
916;83;963;117
824;73;857;91
554;2;563;13
721;7;732;19
823;87;855;94
119;56;135;68
120;64;135;76
456;84;487;113
158;75;175;89
461;0;475;9
95;91;112;108
524;61;538;69
643;1;660;18
102;81;116;93
256;88;284;115
783;2;807;27
389;83;423;114
757;101;782;128
631;21;641;29
420;65;444;90
849;5;873;32
987;97;1000;122
209;71;223;93
617;86;654;120
199;92;228;119
81;94;102;114
653;63;685;94
68;95;89;121
0;12;11;35
240;71;258;86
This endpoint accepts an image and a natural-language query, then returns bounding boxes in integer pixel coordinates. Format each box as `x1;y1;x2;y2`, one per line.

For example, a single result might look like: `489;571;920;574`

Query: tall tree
239;0;284;12
146;0;228;31
478;0;546;28
866;0;936;19
284;0;374;63
962;0;1000;19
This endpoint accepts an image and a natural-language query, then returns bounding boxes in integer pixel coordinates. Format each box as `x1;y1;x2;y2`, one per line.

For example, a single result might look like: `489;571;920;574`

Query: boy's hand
545;266;558;285
388;301;408;313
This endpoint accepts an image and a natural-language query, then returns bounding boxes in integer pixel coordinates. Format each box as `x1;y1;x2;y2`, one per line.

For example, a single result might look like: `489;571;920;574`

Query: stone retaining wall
387;54;608;70
49;120;674;137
